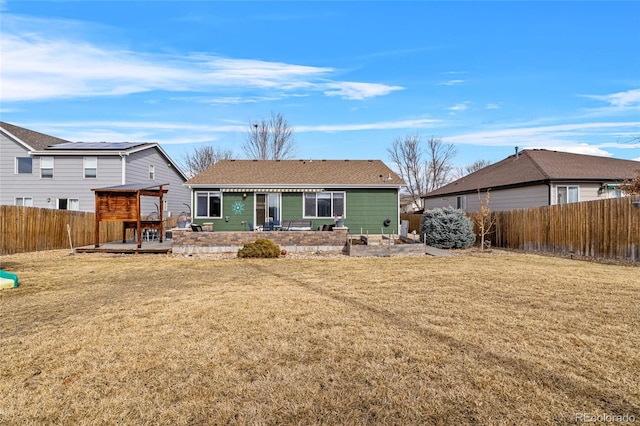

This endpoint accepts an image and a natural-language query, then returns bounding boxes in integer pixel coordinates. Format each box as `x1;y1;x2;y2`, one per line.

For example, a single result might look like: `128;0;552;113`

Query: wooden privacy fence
402;197;640;261
489;196;640;261
0;206;179;255
400;213;423;233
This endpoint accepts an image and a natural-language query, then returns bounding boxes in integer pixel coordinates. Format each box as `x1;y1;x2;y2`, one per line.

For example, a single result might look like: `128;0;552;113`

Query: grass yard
0;250;638;425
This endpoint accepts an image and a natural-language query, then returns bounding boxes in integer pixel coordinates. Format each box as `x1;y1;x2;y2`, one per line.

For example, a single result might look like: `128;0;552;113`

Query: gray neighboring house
423;149;640;212
0;121;190;217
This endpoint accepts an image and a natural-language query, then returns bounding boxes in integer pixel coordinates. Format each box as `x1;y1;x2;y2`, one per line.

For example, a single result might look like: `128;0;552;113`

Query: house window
40;157;54;178
149;165;155;180
608;189;622;198
16;157;33;174
456;195;467;210
15;197;33;206
303;192;345;218
195;191;222;218
58;198;80;211
84;157;97;178
557;186;579;204
601;184;622;199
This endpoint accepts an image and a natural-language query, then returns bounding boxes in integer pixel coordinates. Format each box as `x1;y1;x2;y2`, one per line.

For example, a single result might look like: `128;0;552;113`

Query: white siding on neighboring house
2;133;189;213
126;147;190;218
549;182;615;205
424;184;549;212
1;135;123;209
0;133;33;206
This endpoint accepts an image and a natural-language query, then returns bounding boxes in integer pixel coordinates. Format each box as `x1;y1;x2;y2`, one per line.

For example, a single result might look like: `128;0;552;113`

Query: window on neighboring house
149;165;155;180
601;184;622;199
15;197;33;206
195;191;222;218
557;186;579;204
303;192;345;218
16;157;33;174
84;157;97;178
40;157;54;178
609;189;622;198
58;198;80;211
456;195;467;210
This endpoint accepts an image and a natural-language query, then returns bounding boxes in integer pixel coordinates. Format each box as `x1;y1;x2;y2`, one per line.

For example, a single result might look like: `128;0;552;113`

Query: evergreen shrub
420;207;475;249
237;238;281;258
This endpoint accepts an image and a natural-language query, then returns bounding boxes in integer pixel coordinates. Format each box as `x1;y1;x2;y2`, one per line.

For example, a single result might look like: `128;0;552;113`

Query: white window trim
194;191;223;219
84;156;98;179
456;195;467;210
556;185;580;205
149;164;155;180
57;198;80;211
15;197;33;207
302;191;346;219
40;156;54;179
15;157;33;174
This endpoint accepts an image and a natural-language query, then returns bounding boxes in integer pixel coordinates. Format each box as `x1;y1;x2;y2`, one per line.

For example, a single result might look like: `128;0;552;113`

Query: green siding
344;188;399;234
191;188;399;233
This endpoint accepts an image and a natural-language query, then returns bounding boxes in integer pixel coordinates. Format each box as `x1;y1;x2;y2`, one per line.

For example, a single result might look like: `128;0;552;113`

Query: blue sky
1;1;639;173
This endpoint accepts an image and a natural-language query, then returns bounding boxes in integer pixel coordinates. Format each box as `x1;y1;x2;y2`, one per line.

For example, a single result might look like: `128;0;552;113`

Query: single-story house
423;149;640;212
184;159;405;234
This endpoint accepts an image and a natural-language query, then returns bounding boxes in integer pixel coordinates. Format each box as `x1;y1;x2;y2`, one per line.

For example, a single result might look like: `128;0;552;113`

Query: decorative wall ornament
232;201;245;215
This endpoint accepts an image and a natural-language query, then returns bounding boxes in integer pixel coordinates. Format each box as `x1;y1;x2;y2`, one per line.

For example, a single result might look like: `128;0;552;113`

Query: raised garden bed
347;235;427;257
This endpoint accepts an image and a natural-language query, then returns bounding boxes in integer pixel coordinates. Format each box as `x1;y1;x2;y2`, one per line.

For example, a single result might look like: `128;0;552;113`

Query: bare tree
465;159;491;174
451;159;492;180
387;135;457;209
243;112;296;160
471;189;496;251
621;169;640;195
425;137;457;192
387;134;426;210
181;145;234;178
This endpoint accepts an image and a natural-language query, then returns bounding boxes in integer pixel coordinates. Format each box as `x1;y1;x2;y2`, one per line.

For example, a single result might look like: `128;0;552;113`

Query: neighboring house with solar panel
422;148;640;213
0;121;190;217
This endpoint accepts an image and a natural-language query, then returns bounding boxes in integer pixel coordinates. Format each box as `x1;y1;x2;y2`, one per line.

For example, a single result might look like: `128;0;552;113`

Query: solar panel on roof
48;142;149;150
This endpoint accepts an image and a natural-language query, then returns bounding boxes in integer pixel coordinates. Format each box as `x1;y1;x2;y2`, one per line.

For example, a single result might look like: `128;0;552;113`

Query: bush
237;238;281;258
420;207;475;249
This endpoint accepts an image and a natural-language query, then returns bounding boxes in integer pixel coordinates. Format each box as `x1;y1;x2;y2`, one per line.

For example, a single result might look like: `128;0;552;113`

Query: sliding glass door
255;193;281;225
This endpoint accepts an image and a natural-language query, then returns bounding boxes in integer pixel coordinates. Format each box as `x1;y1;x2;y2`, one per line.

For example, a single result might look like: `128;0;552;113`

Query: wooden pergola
92;183;169;248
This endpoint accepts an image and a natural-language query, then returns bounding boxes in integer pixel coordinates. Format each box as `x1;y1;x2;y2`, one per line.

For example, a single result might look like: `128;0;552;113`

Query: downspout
397;188;401;236
119;152;128;184
547;180;552;205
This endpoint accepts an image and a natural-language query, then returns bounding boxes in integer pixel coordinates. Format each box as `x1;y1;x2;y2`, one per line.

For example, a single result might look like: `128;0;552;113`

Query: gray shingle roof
424;149;640;198
186;159;405;187
0;121;70;150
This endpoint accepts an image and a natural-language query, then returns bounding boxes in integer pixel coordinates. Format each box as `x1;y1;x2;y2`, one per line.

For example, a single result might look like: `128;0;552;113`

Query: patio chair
248;221;255;231
191;224;203;232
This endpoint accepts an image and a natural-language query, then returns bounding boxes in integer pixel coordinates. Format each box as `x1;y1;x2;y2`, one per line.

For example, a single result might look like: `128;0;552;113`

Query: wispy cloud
448;121;640;157
296;118;442;132
33;118;443;145
583;88;640;107
323;81;404;100
447;102;471;112
0;15;402;102
440;80;465;86
485;103;500;109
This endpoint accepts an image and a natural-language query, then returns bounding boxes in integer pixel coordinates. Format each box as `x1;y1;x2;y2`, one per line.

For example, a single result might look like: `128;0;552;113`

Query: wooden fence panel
400;213;422;233
487;196;640;261
0;206;179;255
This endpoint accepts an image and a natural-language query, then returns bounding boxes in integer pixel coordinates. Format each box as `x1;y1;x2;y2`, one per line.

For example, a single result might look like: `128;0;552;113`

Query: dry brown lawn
0;250;638;425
